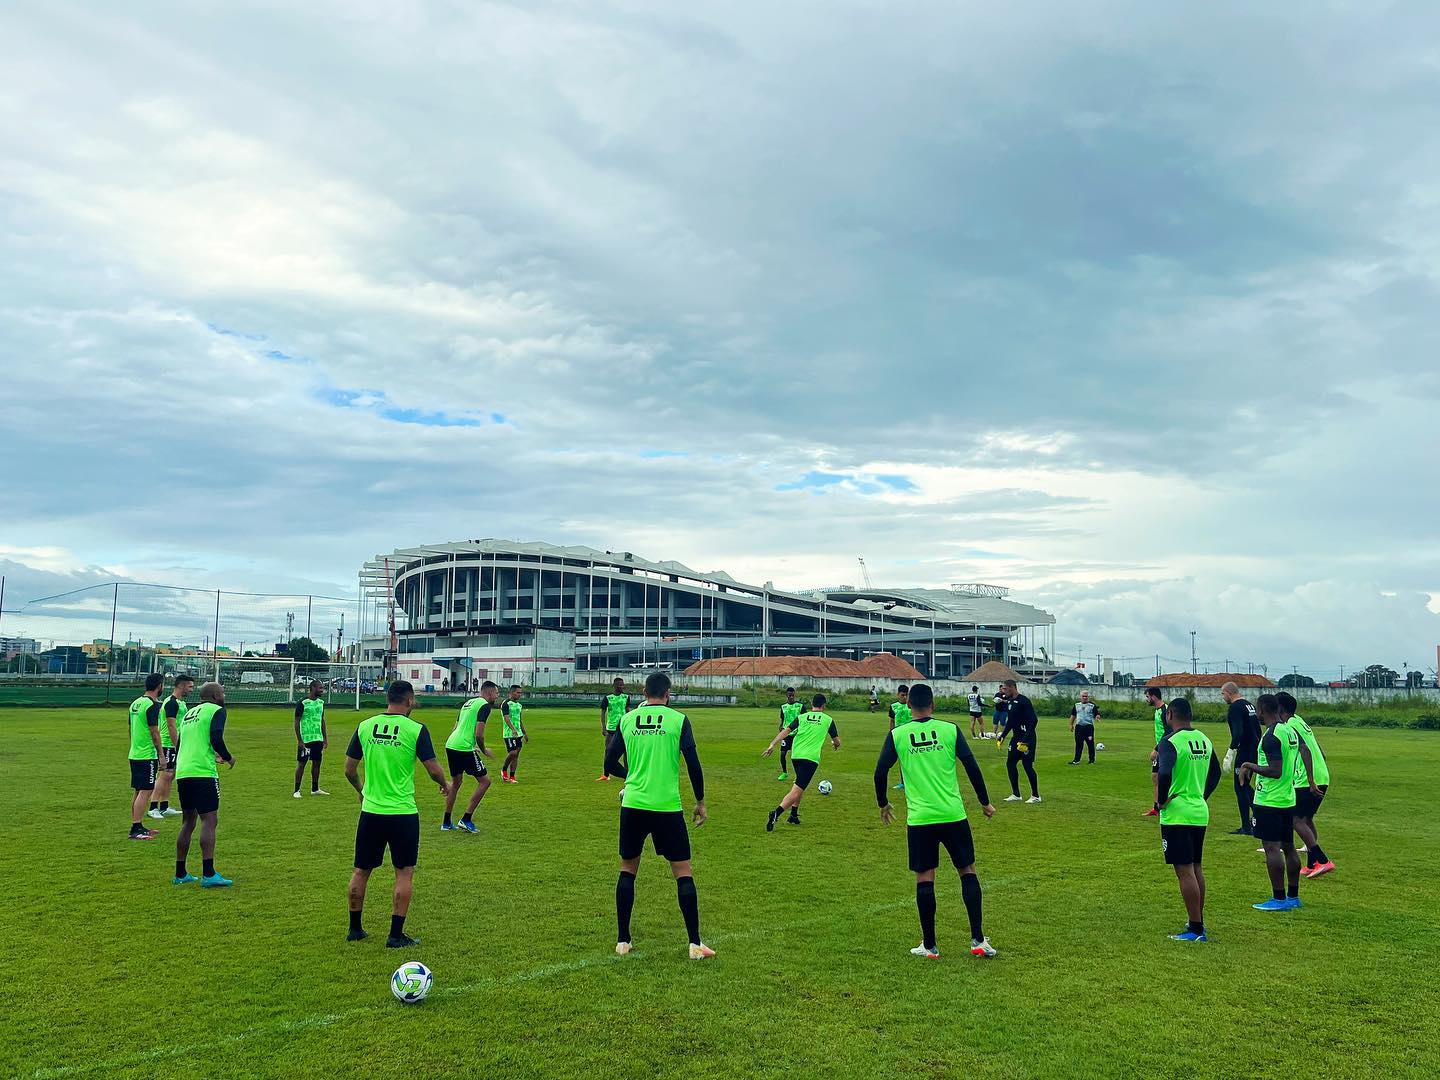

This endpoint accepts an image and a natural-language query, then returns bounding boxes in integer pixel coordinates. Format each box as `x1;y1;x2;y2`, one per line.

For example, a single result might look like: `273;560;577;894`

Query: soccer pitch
3;705;1437;1079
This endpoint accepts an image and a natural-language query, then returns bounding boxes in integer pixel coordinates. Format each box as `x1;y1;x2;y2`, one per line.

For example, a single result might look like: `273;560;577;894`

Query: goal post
155;655;364;708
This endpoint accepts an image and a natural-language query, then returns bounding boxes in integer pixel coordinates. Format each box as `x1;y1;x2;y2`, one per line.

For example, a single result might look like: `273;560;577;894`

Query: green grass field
3;704;1438;1079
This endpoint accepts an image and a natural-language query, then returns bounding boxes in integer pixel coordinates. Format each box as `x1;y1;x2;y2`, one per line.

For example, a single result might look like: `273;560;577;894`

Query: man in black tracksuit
1220;681;1261;836
997;679;1041;803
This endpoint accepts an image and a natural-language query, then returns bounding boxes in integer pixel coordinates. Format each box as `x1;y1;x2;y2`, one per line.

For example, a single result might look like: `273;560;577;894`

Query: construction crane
857;557;874;589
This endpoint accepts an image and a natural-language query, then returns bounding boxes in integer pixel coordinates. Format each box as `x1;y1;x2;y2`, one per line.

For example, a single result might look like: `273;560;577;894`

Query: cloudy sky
2;1;1437;677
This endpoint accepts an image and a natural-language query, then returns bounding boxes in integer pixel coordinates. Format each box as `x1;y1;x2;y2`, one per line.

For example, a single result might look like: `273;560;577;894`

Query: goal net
156;655;365;707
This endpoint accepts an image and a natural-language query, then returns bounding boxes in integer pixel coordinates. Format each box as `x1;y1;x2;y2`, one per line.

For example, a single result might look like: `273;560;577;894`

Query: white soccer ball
391;961;432;1004
1096;742;1106;751
818;780;833;795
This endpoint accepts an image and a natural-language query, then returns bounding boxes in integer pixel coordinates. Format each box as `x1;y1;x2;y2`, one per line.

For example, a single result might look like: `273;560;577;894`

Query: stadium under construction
360;541;1058;683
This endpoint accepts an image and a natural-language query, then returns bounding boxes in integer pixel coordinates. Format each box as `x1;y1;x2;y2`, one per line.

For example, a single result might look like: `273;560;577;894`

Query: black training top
1227;698;1261;758
999;695;1039;745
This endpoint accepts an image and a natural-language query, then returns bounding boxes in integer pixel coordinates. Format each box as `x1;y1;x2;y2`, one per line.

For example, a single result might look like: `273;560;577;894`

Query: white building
0;635;41;657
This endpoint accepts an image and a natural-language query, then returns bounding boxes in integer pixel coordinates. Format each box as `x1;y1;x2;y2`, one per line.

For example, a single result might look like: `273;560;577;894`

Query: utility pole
1190;630;1197;676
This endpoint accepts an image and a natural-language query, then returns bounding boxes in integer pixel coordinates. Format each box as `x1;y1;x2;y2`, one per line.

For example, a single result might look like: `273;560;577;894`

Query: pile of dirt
683;652;924;680
962;660;1027;683
1145;673;1275;689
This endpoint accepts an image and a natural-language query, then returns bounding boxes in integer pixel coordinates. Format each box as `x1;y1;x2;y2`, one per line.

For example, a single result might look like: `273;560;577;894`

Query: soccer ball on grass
1096;743;1106;751
817;780;833;795
391;961;433;1003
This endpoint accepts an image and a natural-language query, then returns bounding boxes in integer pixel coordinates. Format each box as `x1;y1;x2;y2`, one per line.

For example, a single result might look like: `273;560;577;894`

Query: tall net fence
0;580;371;706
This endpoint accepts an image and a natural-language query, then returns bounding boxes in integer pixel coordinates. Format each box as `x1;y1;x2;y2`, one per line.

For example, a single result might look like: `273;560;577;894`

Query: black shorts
1293;784;1328;818
177;776;220;815
907;819;976;873
779;733;794;749
1007;743;1036;763
297;741;325;763
1252;804;1295;845
446;747;488;778
129;758;158;791
792;758;819;790
161;746;178;771
1161;823;1205;866
969;711;983;719
504;737;524;753
355;811;421;870
618;807;691;862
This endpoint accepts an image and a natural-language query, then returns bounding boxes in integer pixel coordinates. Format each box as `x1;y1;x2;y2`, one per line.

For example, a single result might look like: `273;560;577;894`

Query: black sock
961;873;983;940
676;875;701;945
1286;880;1299;899
1273;886;1285;901
149;801;158;811
773;805;785;818
443;813;452;826
461;812;473;823
175;861;187;878
616;871;636;942
916;881;937;950
160;801;169;812
1310;844;1327;865
349;909;363;933
788;806;800;819
312;783;319;793
129;822;142;835
390;914;406;939
202;859;215;877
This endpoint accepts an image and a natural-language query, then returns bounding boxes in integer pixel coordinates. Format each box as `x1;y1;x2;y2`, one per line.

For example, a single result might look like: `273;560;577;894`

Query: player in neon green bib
1239;694;1319;911
776;687;804;782
126;673;166;840
603;672;713;960
293;681;330;798
1154;698;1221;941
597;677;631;781
763;692;840;829
888;685;912;791
442;681;497;832
172;681;237;887
1145;686;1169;817
874;683;998;958
1277;691;1335;878
500;684;529;783
344;680;447;948
149;673;193;820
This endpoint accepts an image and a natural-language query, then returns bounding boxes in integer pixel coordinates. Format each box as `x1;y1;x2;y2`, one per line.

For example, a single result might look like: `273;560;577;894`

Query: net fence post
290;659;297;704
213;590;221;682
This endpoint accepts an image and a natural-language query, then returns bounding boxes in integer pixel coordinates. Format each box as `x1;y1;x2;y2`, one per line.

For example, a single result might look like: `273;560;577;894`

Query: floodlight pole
106;583;119;704
214;590;222;681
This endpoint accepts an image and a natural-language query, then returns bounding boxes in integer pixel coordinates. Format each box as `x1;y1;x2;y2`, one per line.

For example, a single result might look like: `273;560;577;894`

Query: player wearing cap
875;683;998;959
763;693;841;830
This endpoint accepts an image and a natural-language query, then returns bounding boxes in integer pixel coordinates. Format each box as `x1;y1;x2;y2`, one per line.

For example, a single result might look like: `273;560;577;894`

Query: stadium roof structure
361;540;1059;681
685;653;924;679
1146;673;1275;689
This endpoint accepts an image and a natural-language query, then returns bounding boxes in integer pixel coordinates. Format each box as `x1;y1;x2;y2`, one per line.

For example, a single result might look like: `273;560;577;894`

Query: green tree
1278;673;1316;689
1355;664;1399;689
287;637;330;663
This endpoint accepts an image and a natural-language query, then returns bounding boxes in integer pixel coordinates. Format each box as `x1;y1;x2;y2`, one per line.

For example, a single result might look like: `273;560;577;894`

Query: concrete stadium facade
361;540;1058;680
